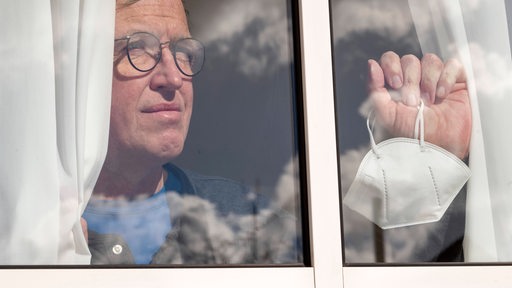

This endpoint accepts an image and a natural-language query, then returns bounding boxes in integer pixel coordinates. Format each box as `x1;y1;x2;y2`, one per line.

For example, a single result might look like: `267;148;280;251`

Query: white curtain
0;0;114;264
410;0;512;261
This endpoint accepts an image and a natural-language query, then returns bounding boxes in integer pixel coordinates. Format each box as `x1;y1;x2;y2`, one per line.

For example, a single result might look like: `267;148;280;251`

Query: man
82;0;299;265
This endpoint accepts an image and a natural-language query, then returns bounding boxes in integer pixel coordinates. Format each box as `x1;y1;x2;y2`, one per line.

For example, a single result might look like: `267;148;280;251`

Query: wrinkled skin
368;51;471;159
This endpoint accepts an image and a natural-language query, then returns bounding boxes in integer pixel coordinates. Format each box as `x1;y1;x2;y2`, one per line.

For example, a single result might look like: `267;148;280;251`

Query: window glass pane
87;0;304;266
332;0;512;264
1;0;304;266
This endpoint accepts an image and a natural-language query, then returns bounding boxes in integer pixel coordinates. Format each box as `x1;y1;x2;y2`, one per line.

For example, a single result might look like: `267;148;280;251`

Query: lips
142;103;181;113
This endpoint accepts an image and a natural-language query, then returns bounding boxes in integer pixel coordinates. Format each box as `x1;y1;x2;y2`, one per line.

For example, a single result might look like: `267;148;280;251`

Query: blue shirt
83;169;181;264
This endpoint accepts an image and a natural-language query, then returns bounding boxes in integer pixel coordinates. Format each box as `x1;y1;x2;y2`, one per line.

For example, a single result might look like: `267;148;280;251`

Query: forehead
115;0;189;37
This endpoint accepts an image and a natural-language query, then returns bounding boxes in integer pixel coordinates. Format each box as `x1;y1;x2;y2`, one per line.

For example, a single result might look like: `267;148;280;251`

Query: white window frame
343;266;512;287
7;0;510;287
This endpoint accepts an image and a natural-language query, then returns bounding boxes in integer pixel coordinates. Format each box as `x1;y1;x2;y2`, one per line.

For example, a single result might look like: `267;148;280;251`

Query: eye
173;38;205;76
128;39;146;49
127;39;148;57
175;51;192;65
127;33;161;60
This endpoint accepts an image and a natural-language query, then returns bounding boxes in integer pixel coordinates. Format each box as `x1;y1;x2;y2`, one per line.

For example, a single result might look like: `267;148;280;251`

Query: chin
145;130;188;163
154;141;184;162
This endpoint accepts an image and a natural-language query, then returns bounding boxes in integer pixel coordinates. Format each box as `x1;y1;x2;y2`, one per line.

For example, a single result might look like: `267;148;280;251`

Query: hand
81;217;88;243
368;51;471;159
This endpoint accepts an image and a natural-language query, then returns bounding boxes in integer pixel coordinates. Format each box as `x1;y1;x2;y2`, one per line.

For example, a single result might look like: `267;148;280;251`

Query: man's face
110;0;193;165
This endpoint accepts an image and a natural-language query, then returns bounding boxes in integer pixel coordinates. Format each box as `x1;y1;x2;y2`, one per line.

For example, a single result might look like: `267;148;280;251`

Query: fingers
368;59;397;130
399;55;421;106
379;51;403;89
367;59;385;91
368;52;470;155
436;58;466;99
420;53;443;104
380;52;421;106
420;53;466;103
377;51;466;106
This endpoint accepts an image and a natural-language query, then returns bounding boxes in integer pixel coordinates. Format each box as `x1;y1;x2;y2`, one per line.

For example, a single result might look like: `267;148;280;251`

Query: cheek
181;91;193;138
109;78;145;132
183;85;194;120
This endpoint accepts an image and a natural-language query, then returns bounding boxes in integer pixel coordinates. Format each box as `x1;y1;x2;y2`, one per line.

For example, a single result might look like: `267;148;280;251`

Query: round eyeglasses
115;32;205;76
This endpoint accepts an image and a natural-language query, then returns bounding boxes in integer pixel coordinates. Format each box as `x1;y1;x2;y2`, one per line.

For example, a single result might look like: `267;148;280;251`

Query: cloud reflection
187;0;291;76
157;179;300;264
468;43;512;97
331;0;414;42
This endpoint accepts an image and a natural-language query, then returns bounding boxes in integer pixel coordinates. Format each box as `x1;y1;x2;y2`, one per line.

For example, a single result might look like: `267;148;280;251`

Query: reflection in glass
83;0;303;265
332;0;466;263
86;164;299;264
334;0;512;264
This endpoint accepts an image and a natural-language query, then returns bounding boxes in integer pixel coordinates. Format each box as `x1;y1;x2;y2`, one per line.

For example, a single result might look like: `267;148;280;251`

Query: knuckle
401;54;420;65
422;53;443;69
423;53;442;62
446;58;462;68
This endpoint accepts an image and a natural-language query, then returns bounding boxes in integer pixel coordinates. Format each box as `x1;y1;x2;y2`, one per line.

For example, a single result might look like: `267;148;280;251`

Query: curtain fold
410;0;512;261
460;0;512;261
0;0;114;264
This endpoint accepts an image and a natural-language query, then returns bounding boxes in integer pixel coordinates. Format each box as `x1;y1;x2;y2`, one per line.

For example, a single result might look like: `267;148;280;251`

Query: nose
149;46;183;91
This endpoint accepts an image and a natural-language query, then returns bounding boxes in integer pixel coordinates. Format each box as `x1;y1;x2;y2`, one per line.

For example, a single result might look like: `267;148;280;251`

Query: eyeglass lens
126;32;204;76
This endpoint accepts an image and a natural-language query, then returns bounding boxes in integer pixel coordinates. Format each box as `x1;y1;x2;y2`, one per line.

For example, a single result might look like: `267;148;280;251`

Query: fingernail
437;86;446;98
392;75;402;88
405;94;419;106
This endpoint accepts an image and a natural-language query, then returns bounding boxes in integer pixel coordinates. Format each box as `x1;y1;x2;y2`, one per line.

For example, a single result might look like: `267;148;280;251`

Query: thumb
368;59;385;91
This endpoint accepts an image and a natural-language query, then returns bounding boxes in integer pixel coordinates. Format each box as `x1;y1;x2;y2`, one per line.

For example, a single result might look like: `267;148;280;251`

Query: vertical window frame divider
299;0;344;287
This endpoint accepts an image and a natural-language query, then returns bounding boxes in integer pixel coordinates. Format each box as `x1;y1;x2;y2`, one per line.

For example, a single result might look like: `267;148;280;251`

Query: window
332;0;463;263
15;0;512;286
2;0;310;268
334;0;512;286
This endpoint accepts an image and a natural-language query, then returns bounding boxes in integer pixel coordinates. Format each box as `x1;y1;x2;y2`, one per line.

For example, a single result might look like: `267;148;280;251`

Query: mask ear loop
366;110;381;158
413;99;425;150
368;100;424;157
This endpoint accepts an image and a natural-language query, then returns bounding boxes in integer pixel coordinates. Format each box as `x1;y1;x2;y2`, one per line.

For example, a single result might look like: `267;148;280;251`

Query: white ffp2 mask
343;101;471;229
